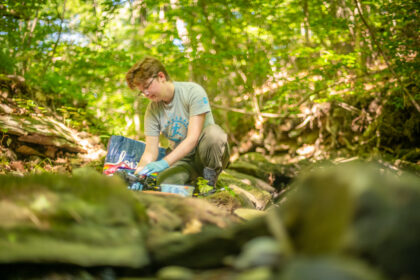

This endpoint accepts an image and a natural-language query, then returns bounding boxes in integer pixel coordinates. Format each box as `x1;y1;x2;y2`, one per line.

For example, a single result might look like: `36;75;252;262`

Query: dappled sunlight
296;144;315;156
0;0;419;278
78;147;106;161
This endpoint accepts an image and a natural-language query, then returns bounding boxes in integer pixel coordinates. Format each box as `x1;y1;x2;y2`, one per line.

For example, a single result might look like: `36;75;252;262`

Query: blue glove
129;182;144;191
139;159;169;176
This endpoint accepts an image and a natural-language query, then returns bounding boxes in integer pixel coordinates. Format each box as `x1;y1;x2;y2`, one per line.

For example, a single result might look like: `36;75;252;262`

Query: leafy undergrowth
0;75;107;176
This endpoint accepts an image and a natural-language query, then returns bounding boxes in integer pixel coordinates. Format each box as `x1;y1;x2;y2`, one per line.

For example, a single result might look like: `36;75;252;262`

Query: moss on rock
217;171;272;210
0;172;149;268
229;152;301;190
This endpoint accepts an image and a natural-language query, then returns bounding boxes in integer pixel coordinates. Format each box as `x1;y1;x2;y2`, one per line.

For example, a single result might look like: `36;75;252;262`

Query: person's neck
162;82;175;104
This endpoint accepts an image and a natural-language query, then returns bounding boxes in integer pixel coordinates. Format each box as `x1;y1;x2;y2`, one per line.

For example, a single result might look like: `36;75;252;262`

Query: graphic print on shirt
163;115;189;143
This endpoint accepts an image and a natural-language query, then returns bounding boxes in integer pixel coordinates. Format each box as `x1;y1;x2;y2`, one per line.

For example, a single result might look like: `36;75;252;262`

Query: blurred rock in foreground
1;161;419;280
0;171;149;268
278;162;420;280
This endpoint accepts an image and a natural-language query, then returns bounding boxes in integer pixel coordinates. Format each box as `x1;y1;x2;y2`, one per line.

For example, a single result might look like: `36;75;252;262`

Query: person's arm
134;135;159;174
137;114;206;176
164;113;206;166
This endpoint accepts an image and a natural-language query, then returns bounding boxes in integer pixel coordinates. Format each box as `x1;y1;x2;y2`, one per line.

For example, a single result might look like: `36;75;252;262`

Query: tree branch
212;72;382;119
211;104;295;118
43;0;67;75
21;9;40;75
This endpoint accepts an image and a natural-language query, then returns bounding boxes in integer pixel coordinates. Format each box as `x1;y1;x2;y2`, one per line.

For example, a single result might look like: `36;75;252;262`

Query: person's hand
134;165;144;175
129;182;143;191
139;159;169;176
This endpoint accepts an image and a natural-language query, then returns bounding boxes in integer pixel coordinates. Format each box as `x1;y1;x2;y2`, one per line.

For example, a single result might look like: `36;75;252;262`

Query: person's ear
157;71;166;82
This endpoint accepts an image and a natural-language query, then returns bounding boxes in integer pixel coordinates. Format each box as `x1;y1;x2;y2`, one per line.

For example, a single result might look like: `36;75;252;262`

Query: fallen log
0;115;86;153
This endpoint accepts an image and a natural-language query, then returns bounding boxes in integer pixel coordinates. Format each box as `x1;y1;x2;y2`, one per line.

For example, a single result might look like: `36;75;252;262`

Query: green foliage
0;0;418;145
196;177;213;194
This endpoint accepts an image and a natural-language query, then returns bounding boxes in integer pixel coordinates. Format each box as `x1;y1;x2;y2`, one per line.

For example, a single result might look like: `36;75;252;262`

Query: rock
203;191;243;213
71;166;100;177
217;171;272;210
148;215;274;269
182;218;203;234
157;266;194;280
279;161;420;280
395;158;420;176
224;169;276;193
343;163;420;279
0;172;149;268
234;208;265;221
134;192;238;236
228;152;301;189
277;257;385;280
233;236;286;270
277;162;355;255
149;227;235;268
228;185;266;210
228;160;269;182
235;267;273;280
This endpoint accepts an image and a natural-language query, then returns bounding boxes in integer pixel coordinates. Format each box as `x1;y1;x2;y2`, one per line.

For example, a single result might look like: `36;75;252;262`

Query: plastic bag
103;135;166;175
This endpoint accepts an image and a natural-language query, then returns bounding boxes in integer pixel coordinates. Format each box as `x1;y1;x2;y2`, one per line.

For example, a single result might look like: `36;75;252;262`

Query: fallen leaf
10;161;25;172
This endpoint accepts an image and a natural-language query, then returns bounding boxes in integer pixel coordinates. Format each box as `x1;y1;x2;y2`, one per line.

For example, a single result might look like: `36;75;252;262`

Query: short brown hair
125;57;171;90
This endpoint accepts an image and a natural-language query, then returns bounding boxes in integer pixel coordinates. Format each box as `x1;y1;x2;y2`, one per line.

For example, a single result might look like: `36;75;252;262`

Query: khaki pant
157;124;230;185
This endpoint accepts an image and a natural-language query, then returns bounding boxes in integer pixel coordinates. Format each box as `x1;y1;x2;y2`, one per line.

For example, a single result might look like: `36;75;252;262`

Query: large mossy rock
148;216;278;269
277;257;385;280
223;169;276;194
0;172;149;268
2;162;418;280
278;163;355;255
215;170;273;210
148;161;420;278
343;164;420;279
228;152;302;190
133;191;239;236
277;162;420;280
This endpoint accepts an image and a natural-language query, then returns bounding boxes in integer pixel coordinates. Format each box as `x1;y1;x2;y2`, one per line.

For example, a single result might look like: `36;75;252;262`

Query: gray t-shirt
145;81;215;148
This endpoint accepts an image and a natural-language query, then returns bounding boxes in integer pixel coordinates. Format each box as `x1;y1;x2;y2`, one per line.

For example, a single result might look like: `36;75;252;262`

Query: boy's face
136;74;162;102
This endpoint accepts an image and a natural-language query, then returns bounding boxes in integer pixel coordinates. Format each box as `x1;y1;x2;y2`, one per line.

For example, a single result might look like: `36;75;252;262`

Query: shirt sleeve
144;103;161;136
189;84;211;116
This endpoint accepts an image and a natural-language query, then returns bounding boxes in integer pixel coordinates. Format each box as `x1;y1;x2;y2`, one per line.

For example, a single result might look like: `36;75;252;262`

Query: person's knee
197;125;230;172
202;125;228;146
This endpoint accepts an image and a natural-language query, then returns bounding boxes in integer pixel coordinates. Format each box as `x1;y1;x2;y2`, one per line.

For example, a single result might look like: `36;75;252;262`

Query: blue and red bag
103;135;166;175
